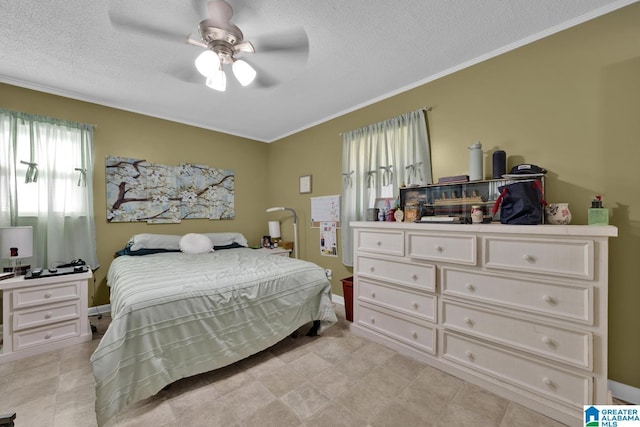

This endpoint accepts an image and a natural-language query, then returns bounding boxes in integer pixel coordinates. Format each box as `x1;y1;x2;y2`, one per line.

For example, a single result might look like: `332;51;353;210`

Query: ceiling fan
187;0;256;91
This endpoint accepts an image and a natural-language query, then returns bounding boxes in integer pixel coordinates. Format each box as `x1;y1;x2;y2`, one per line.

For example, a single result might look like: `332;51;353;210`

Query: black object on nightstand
0;412;16;427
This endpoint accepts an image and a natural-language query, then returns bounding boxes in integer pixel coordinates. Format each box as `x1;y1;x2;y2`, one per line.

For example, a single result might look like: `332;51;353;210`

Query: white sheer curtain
0;109;99;269
341;109;432;266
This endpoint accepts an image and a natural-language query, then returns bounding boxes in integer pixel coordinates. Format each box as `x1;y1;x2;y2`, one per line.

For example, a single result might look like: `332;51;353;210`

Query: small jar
471;205;483;223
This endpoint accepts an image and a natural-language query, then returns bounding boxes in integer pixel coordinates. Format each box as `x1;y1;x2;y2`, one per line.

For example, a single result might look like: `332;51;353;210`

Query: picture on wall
105;156;235;223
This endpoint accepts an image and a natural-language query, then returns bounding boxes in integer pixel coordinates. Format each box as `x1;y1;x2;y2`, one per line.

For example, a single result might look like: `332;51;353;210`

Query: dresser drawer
13;300;81;332
357;304;435;354
12;281;81;309
441;268;593;324
483;237;593;280
442;332;592;407
356;255;435;291
13;320;81;352
407;232;476;265
358;279;436;322
355;229;404;256
442;301;591;369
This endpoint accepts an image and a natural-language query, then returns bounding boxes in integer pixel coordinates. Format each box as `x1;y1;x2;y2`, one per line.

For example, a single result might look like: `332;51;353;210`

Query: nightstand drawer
13;320;80;352
13;300;81;332
407;232;476;265
356;255;435;291
12;281;81;309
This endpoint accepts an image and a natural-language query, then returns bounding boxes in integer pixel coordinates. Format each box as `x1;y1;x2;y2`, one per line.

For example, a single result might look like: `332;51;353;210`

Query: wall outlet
325;269;332;279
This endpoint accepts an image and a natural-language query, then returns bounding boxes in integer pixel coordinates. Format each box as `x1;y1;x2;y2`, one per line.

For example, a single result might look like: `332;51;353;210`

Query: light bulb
232;59;256;86
195;50;218;76
206;68;227;91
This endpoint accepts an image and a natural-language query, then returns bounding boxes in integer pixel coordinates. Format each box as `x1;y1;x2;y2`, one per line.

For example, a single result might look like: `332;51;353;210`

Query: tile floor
0;305;574;426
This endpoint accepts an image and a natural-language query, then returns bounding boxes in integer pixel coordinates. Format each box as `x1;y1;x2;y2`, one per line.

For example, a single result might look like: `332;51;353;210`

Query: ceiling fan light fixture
195;50;219;76
206;67;227;91
232;59;256;86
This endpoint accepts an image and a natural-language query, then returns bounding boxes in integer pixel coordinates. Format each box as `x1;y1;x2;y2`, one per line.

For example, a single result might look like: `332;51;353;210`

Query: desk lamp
266;207;298;258
0;226;33;275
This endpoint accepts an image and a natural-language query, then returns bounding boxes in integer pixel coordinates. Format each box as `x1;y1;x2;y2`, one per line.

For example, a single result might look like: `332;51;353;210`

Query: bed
90;233;337;425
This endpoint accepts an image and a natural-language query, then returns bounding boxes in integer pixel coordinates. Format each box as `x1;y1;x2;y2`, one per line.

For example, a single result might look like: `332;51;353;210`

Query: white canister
468;141;483;181
471;205;483;223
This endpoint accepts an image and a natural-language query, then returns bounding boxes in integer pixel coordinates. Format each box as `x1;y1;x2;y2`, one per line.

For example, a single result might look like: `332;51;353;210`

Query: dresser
0;270;93;363
350;221;617;425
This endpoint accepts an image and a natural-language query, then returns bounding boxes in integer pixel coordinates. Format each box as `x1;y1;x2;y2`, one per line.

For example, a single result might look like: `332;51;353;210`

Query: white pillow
129;233;182;251
179;233;214;254
204;232;248;247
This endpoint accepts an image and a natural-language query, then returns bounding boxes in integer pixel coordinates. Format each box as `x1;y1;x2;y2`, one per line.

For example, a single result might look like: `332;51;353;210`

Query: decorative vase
545;203;572;225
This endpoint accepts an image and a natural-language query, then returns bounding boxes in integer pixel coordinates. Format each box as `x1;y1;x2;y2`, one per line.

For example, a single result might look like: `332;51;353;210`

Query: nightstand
257;247;292;257
0;270;93;364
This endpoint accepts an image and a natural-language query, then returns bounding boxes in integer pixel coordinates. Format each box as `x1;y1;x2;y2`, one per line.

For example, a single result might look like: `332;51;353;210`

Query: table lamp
266;207;298;258
0;226;33;275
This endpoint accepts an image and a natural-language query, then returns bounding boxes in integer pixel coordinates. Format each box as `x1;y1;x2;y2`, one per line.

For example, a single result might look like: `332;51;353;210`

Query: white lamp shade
268;221;281;239
0;226;33;259
195;50;219;76
206;68;227;91
232;59;256;86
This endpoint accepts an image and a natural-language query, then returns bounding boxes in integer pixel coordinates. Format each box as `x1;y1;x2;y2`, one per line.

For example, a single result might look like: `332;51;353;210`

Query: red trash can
341;276;354;322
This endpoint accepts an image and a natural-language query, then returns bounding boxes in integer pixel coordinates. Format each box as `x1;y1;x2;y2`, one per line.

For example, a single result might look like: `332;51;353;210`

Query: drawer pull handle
411;331;418;339
370;316;375;324
44;332;52;339
435;245;443;253
541;336;554;347
376;241;382;246
522;254;536;263
542;377;554;387
465;350;475;361
44;311;52;319
411;274;418;281
464;317;474;327
542;295;556;305
44;292;53;299
370;266;375;272
371;292;376;299
412;302;419;309
465;283;475;292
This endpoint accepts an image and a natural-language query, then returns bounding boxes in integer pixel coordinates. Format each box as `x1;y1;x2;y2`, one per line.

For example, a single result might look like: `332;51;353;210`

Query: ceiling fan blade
253;27;309;62
187;36;208;49
109;11;186;44
234;41;255;54
207;0;234;22
244;61;278;89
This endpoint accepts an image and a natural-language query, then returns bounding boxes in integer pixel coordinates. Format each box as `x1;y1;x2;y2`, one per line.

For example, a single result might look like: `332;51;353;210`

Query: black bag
492;180;546;225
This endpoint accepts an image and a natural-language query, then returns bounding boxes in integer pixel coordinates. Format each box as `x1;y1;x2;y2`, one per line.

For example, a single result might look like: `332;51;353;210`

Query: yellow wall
269;3;640;388
1;2;638;388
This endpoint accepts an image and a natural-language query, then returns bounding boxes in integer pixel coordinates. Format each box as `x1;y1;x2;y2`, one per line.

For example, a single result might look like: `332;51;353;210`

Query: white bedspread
91;248;337;425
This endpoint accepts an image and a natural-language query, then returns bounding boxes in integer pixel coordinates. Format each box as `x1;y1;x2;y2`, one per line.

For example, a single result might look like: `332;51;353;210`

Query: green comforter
91;248;337;425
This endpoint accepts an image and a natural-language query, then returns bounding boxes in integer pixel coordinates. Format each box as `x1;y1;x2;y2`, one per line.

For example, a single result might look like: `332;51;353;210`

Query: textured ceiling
0;0;635;142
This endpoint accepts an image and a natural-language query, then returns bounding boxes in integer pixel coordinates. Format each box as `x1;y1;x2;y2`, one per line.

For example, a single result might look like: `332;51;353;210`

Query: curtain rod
339;106;432;136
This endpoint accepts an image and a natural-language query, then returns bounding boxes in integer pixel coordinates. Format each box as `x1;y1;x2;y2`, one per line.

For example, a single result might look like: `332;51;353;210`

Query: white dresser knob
435;245;443;253
464;317;474;327
371;292;376;299
541;336;554;346
542;295;555;304
411;274;418;281
523;254;536;263
44;332;52;339
465;283;475;292
370;316;375;324
412;302;419;309
370;266;375;272
376;241;382;246
44;292;52;299
465;350;475;361
44;311;52;319
412;331;418;339
542;377;554;387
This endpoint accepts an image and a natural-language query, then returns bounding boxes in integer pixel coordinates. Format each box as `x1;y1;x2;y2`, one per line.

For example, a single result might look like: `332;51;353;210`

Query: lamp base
3;265;30;276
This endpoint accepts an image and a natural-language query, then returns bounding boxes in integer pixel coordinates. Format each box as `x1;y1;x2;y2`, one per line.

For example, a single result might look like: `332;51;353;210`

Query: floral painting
106;156;234;223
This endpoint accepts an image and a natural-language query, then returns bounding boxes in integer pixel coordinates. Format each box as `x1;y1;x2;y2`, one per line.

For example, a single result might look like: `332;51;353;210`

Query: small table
257;247;292;257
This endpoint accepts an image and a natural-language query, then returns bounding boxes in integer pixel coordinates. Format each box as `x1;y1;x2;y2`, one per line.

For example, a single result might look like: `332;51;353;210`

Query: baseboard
88;304;111;317
609;380;640;404
332;294;345;306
